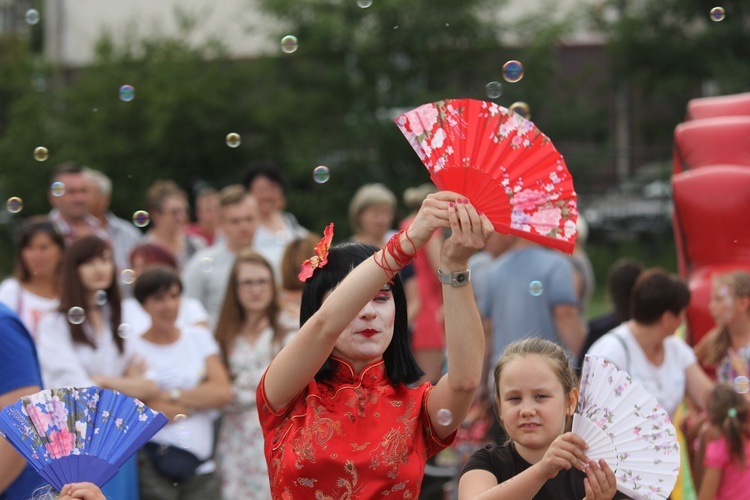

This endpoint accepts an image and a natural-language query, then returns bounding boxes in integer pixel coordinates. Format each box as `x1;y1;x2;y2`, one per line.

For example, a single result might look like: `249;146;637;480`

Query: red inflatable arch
686;92;750;121
673;117;750;174
672;166;750;344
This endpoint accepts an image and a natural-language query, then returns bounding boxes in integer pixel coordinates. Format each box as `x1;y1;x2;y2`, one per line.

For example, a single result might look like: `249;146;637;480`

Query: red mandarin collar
329;356;389;387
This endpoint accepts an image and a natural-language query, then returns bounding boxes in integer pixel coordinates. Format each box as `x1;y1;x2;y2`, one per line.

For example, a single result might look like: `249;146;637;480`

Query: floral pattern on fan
0;386;168;490
573;356;680;500
395;98;578;253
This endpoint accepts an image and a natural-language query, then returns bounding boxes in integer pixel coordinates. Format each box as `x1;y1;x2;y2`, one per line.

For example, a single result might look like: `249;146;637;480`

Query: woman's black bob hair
300;241;424;385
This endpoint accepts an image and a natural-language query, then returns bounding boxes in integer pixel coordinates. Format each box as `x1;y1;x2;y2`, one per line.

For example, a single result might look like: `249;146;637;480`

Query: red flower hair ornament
298;223;335;282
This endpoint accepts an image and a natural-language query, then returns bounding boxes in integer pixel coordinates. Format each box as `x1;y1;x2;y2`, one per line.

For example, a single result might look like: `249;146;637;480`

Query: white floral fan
573;355;680;500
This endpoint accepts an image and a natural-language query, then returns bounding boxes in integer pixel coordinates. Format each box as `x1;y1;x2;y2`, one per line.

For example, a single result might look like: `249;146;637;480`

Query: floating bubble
25;9;40;25
132;210;150;228
529;280;544;297
485;81;503;99
6;197;23;214
67;306;86;325
502;60;524;83
173;413;187;422
509;101;531;120
117;323;131;339
200;257;214;273
50;181;65;197
119;84;135;102
281;35;298;54
436;408;453;426
710;6;726;22
225;132;241;148
313;166;331;184
120;268;136;285
94;290;108;306
357;0;373;7
34;146;49;162
735;376;749;394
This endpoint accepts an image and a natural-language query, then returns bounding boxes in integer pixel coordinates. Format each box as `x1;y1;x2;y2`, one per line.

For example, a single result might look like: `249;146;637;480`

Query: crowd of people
2;160;750;500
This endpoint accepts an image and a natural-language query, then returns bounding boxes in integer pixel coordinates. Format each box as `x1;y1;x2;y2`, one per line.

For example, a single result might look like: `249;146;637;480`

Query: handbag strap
613;333;631;374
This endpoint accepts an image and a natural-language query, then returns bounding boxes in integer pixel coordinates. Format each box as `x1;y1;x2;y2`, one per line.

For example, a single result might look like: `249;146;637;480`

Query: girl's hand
440;198;494;268
583;459;617;500
537;432;590;480
59;482;106;500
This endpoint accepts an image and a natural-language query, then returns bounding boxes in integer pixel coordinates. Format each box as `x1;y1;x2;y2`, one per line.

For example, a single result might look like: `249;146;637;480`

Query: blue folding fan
0;386;168;491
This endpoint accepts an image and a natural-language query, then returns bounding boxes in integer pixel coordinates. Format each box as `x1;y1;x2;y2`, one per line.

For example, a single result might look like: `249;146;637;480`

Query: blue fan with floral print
0;386;168;491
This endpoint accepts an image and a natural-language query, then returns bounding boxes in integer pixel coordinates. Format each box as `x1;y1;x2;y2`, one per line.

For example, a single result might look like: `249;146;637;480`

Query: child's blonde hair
706;271;750;365
708;383;750;467
493;338;579;434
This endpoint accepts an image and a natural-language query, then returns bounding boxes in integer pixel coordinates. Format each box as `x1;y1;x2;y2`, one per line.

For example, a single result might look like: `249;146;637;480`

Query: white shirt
126;326;220;461
121;296;209;337
587;322;697;417
37;307;128;389
0;278;58;340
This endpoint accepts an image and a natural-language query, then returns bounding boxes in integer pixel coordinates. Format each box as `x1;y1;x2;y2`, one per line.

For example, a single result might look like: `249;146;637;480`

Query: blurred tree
590;0;750;149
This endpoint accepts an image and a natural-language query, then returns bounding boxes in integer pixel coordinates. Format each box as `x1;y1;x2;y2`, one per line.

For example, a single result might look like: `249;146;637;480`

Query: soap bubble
485;81;503;99
117;323;132;339
67;306;86;325
50;181;65;197
200;257;214;272
225;132;241;148
313;166;331;184
710;7;726;22
529;280;544;296
120;269;136;285
436;408;453;426
6;197;23;214
357;0;373;7
509;101;531;120
132;210;150;228
25;9;40;25
734;376;749;394
34;146;49;162
94;290;108;306
281;35;298;54
502;60;524;83
119;84;135;102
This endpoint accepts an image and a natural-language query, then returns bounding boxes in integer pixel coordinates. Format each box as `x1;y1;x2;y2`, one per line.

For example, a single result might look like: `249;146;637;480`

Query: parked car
580;163;673;239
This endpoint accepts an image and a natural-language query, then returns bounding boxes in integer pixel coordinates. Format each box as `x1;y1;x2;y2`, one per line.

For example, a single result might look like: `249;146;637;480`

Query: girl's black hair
299;241;424;385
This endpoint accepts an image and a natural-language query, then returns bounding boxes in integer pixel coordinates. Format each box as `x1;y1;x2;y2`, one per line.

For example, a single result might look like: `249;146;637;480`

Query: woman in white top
588;268;714;417
127;265;232;499
0;218;64;340
121;243;209;336
37;235;157;500
214;249;292;499
348;183;399;247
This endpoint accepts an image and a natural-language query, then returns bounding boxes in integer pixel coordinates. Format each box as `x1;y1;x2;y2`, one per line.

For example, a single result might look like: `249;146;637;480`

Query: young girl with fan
697;383;750;500
258;192;491;498
459;338;618;500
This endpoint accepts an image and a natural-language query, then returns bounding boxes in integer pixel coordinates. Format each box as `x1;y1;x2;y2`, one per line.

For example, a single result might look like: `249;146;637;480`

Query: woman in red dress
258;192;492;498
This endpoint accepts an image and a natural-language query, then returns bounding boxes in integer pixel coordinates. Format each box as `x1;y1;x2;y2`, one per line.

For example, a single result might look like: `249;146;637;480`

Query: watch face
456;274;466;284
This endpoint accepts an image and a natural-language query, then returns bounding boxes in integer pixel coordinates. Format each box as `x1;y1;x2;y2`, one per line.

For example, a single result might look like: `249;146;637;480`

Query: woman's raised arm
262;192;459;411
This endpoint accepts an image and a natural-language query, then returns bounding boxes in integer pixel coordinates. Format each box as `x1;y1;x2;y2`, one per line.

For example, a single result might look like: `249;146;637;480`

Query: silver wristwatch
437;268;471;287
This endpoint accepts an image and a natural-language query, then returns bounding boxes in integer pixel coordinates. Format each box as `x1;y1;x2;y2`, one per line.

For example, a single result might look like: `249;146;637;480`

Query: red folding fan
395;98;578;253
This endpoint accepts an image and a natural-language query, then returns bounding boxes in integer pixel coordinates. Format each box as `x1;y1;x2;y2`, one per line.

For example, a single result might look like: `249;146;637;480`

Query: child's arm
458;433;590;500
459;465;549;499
696;467;721;500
